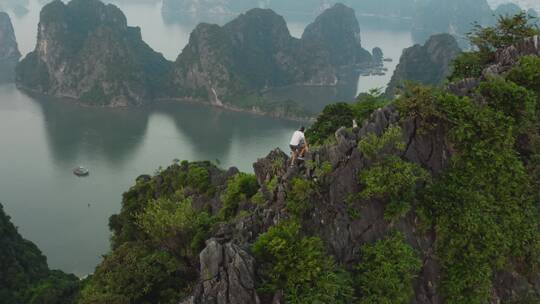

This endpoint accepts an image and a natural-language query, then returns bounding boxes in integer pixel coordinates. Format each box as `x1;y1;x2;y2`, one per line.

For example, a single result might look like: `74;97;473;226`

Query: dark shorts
290;144;300;152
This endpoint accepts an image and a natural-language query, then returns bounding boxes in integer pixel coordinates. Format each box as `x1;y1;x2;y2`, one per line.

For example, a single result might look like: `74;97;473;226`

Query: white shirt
289;130;305;146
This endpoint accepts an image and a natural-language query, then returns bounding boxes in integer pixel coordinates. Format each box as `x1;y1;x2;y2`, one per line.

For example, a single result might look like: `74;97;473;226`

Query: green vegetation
83;161;221;303
450;13;540;80
219;173;258;219
357;125;405;160
0;203;80;304
136;198;213;258
359;156;429;220
186;163;213;194
306;90;390;145
477;77;536;130
252;220;355;304
79;242;187;304
398;80;540;302
286;178;315;218
357;125;429;220
355;233;421;304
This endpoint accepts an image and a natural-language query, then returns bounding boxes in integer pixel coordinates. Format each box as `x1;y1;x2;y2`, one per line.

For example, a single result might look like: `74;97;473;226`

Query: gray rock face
187;239;261;304
386;33;461;97
16;0;170;107
0;12;20;83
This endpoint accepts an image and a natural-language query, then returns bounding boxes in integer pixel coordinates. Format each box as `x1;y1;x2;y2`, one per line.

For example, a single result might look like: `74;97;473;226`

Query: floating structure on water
73;166;89;177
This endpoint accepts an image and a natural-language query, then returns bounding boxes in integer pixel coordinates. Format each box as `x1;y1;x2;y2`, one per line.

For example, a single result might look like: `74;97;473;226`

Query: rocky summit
15;0;170;107
0;12;21;83
386;33;461;97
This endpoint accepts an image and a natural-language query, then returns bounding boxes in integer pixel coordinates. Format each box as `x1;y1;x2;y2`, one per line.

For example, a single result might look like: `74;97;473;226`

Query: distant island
386;33;461;97
161;0;417;25
16;0;381;119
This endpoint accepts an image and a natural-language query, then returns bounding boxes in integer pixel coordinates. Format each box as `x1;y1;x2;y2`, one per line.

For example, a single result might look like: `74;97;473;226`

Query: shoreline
15;84;317;123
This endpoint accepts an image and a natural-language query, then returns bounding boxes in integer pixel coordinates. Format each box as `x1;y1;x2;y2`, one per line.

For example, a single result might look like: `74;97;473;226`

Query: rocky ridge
0;11;20;83
177;35;540;304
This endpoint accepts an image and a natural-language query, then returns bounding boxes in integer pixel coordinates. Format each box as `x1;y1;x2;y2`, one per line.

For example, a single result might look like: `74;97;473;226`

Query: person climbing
289;126;308;166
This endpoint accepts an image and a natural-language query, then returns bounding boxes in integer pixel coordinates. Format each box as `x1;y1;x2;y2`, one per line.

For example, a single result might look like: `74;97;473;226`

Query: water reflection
152;102;299;164
32;95;150;168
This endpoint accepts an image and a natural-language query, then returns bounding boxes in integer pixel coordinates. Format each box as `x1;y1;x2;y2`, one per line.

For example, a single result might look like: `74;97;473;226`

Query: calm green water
0;84;297;275
1;0;412;276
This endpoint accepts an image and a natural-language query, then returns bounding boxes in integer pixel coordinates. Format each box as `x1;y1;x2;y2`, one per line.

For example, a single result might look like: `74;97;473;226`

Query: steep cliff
0;203;79;303
169;4;373;112
386;33;461;97
16;0;171;107
0;12;20;83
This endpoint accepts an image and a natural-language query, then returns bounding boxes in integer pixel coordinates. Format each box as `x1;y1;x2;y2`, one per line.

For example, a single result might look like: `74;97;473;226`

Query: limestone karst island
1;0;540;303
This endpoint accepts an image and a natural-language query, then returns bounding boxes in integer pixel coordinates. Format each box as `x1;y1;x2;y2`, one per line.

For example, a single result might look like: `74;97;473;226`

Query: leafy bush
136;198;213;258
359;156;429;220
79;242;189;304
186;164;212;193
507;55;540;96
477;77;536;130
252;221;355;304
286;178;315;218
358;125;405;160
306;90;390;146
110;162;218;248
449;52;486;80
305;103;354;146
24;271;80;304
395;85;454;135
219;173;259;219
350;89;390;121
356;232;421;304
449;13;540;81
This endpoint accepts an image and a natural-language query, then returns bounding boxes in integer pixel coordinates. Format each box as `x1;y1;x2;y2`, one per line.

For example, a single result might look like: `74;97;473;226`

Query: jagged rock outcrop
0;11;21;83
16;0;171;106
169;4;373;108
184;239;261;304
386;33;461;97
